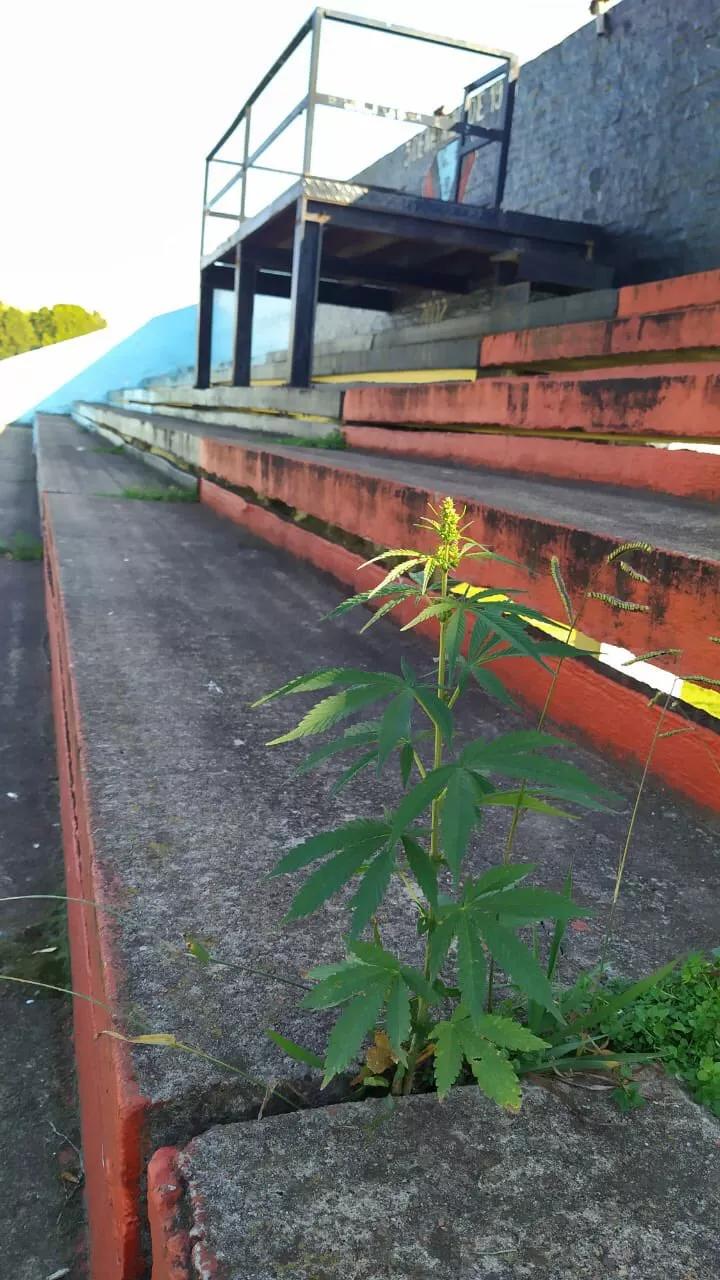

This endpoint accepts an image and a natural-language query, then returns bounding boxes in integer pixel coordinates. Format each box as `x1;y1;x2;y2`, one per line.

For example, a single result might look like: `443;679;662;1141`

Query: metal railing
200;7;518;259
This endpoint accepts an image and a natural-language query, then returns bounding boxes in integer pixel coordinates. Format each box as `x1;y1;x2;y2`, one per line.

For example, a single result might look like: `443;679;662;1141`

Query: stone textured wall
359;0;720;282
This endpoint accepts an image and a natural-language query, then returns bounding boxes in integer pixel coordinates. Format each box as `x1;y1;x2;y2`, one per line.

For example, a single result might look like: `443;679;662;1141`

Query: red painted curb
342;365;720;438
199;442;720;675
618;269;720;317
199;477;720;812
44;498;150;1280
480;306;720;370
147;1148;191;1280
343;425;720;501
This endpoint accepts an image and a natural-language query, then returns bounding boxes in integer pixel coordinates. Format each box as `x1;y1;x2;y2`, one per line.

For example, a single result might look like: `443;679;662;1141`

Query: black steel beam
306;199;533;257
195;270;214;389
288;207;323;387
231;251;256;387
242;247;469;293
256;270;395;311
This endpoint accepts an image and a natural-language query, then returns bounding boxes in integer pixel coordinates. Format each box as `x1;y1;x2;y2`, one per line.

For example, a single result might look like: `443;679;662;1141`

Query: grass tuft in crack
0;531;43;560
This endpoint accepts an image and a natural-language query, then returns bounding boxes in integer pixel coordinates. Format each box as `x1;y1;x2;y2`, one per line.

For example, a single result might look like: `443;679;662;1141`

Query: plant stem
429;570;449;862
599;691;672;974
407;570;449;1091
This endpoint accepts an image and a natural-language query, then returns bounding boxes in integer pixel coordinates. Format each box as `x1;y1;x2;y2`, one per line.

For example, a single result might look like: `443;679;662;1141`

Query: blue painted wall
13;292;291;424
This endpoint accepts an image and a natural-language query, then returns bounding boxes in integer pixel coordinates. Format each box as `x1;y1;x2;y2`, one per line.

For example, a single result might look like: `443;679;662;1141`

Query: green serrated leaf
475;886;592;924
468;1043;522;1110
388;766;454;842
377;690;414;769
398;964;439;1004
322;985;389;1085
456;916;487;1025
468;664;519;710
479;790;575;820
402;835;438;910
268;683;398;746
429;1018;465;1099
297;723;380;774
413;687;454;746
253;667;383;708
301;963;389;1010
427;911;459;980
348;940;401;971
272;820;388;877
470;864;534;897
266;1029;324;1068
385;976;411;1063
330;750;378;795
325;583;416;620
442;769;478;882
400;600;454;631
480;920;562;1020
349;847;396;937
367;558;425;600
400;741;414;787
286;844;371;921
470;1013;548;1051
444;602;467;681
359;595;411;633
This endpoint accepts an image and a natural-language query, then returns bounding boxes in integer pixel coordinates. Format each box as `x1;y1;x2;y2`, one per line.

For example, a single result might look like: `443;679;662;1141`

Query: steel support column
231;250;256;387
288;206;323;388
195;269;214;389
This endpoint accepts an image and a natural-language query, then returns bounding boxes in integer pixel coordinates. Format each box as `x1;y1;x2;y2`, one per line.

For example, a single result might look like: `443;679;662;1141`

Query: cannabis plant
254;498;615;1109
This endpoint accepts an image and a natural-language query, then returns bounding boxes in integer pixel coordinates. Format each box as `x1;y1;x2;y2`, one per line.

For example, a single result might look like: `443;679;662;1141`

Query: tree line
0;301;107;360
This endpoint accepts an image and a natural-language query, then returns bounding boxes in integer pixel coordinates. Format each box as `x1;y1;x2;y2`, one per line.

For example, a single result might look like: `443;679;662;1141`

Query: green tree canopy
0;301;107;360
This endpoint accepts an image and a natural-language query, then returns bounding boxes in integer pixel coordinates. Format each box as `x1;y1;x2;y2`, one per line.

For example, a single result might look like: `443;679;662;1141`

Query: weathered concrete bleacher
72;364;720;810
36;416;720;1279
148;1079;720;1280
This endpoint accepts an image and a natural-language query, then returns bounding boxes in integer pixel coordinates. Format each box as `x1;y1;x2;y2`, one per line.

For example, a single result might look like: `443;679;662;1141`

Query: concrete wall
360;0;720;282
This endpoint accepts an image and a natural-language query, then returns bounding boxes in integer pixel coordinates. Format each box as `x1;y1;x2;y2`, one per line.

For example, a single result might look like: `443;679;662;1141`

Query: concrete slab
480;306;720;371
36;413;177;495
152;1077;720;1280
41;434;720;1273
197;437;720;804
343;423;720;502
119;402;339;441
342;365;720;440
117;384;343;420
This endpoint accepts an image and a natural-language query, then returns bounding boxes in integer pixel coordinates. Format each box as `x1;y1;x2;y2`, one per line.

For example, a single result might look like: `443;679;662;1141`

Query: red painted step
479;305;720;371
618;268;720;317
343;425;720;501
342;363;720;439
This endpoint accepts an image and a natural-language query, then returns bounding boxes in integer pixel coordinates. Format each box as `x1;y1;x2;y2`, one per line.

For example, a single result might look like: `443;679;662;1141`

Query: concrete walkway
36;416;720;1276
0;427;85;1279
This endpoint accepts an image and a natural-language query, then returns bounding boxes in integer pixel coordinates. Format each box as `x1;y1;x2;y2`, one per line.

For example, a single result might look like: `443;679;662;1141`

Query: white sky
1;1;610;328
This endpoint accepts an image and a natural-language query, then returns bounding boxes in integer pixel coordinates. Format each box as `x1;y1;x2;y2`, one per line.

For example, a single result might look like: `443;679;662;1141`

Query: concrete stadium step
480;268;720;372
36;417;720;1279
148;1079;720;1280
341;364;720;499
109;381;343;421
75;397;339;449
35;412;196;495
342;363;720;439
480;303;720;372
65;404;720;802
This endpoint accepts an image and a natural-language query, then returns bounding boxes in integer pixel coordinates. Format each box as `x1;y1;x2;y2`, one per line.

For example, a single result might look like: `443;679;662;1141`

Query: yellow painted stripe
252;368;477;387
452;582;720;722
